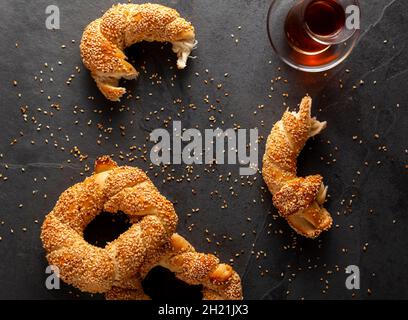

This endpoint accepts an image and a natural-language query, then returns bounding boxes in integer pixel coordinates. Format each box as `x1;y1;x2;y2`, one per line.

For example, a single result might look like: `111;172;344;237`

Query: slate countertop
0;0;407;299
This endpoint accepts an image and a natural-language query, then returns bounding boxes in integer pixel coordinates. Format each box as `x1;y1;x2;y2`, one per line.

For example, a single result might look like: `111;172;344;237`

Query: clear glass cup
301;0;360;45
267;0;361;72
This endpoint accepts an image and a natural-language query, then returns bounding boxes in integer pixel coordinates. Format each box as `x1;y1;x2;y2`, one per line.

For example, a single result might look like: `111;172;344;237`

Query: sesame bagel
106;233;243;300
40;156;178;293
80;3;196;101
262;96;333;238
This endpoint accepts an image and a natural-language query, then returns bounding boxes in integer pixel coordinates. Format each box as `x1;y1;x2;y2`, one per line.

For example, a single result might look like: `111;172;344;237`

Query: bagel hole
84;211;132;248
142;266;203;301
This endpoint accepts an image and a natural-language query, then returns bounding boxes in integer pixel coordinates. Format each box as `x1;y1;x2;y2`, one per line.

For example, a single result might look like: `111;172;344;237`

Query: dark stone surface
0;0;407;299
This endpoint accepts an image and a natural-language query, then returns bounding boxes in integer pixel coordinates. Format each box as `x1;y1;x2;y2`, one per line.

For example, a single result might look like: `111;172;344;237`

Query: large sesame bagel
40;156;178;293
80;3;196;101
105;233;243;300
262;96;333;238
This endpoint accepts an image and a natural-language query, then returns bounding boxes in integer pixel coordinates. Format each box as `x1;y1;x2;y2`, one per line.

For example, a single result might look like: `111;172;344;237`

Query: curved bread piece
105;233;243;300
80;3;196;101
40;156;178;293
262;96;332;238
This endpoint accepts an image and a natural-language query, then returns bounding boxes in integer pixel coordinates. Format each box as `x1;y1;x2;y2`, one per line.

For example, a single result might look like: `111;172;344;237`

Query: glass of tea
267;0;361;72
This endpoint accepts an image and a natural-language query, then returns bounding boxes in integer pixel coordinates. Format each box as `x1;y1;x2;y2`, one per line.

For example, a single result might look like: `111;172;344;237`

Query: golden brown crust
262;96;333;239
40;156;178;293
80;3;196;101
106;233;243;300
41;157;242;299
273;175;323;217
94;155;118;173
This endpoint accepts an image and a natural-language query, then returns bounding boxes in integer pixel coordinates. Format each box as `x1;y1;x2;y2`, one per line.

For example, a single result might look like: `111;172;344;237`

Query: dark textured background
0;0;407;300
